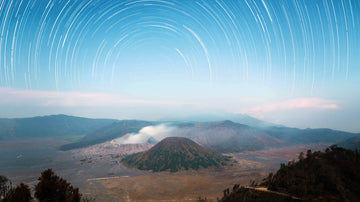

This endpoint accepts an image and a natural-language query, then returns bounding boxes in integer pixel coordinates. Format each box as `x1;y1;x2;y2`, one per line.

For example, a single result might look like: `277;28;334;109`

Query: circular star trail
0;0;359;94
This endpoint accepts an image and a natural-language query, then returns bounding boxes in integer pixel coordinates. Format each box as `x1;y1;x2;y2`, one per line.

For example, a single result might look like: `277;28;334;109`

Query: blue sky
0;0;359;132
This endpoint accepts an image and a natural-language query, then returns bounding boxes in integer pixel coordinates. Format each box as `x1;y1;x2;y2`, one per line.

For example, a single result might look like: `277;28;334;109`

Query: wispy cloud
250;98;339;112
0;87;174;107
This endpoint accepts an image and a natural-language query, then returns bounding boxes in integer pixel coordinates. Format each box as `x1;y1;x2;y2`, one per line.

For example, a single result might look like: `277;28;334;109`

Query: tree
298;152;304;161
0;175;11;201
35;169;81;202
306;149;312;158
6;183;32;202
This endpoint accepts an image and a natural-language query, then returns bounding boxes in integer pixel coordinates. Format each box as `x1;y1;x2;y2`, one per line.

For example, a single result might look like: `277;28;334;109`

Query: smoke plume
114;124;176;144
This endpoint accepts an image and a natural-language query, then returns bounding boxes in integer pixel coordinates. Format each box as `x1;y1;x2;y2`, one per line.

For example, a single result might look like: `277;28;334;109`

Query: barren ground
1;139;330;201
81;160;267;202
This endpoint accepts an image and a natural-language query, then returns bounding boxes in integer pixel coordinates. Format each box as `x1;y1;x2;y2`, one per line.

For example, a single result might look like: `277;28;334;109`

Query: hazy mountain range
0;114;115;140
159;113;277;128
0;114;359;153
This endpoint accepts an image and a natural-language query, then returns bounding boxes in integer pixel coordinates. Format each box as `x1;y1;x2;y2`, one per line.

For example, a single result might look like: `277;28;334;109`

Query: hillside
59;120;152;150
121;137;229;172
61;119;360;152
267;146;360;201
174;120;360;153
218;186;301;202
159;113;276;128
0;115;116;140
174;121;283;153
262;126;359;144
336;136;360;151
213;146;360;201
2;114;358;153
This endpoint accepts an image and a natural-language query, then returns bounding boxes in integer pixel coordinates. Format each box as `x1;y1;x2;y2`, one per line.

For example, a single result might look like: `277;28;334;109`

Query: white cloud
249;98;339;112
0;87;175;107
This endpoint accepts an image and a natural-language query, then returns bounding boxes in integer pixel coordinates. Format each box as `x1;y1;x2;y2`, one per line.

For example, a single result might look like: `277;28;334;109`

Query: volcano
121;137;229;172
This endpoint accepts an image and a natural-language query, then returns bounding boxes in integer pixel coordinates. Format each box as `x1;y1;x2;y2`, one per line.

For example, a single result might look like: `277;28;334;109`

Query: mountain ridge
59;120;153;150
1;115;359;153
336;136;360;151
0;114;116;140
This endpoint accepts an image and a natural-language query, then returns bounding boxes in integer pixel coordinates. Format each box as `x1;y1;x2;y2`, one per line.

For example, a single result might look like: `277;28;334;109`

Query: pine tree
35;169;81;202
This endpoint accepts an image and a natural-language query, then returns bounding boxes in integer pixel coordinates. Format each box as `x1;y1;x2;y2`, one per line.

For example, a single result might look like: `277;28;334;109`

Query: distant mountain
121;137;229;172
3;114;358;153
174;120;283;153
336;136;360;151
170;121;360;153
262;126;360;144
61;119;359;153
159;113;276;128
0;115;116;140
60;120;152;150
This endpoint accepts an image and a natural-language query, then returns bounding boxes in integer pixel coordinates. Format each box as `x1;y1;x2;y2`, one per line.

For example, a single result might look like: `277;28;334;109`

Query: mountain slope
216;146;360;201
265;146;360;201
174;121;283;153
121;137;229;172
2;114;358;153
262;127;360;144
159;113;276;128
336;136;360;151
65;119;359;153
170;121;360;153
0;114;116;140
60;120;152;150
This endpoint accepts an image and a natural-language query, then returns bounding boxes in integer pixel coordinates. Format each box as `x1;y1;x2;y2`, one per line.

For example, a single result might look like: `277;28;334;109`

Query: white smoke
114;124;176;144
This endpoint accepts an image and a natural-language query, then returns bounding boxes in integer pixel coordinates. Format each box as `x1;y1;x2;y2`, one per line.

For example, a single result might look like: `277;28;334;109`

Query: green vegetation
35;169;81;202
0;175;11;201
264;145;360;201
6;183;32;202
337;136;360;151
1;169;82;202
122;137;230;172
219;186;300;202
201;146;360;201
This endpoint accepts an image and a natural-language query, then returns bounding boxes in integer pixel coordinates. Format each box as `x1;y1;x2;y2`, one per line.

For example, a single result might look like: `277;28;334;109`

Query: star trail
0;0;359;131
0;0;358;90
